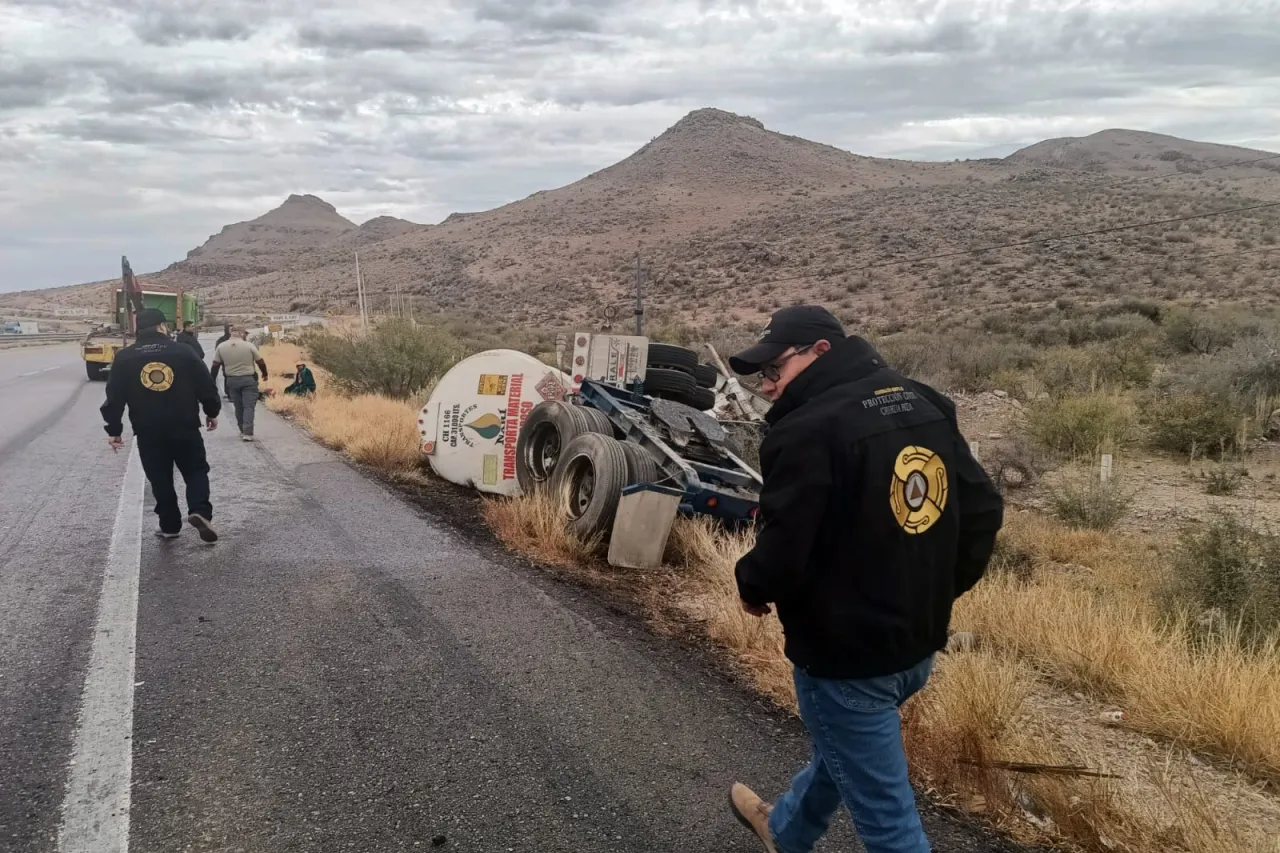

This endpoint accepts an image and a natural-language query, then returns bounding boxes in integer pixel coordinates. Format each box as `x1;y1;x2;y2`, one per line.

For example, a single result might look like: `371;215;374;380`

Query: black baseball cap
728;305;846;375
136;308;167;329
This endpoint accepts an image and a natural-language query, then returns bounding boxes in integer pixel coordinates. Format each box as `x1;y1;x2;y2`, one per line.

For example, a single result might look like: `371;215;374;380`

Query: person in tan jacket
210;327;269;441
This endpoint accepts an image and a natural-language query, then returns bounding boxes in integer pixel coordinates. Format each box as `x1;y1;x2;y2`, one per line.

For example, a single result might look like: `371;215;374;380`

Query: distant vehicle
82;256;202;381
2;320;39;334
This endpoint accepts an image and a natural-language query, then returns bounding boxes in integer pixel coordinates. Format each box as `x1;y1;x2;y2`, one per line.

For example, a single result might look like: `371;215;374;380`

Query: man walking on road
724;305;1004;853
214;323;232;400
210;326;269;441
176;321;204;359
100;308;221;543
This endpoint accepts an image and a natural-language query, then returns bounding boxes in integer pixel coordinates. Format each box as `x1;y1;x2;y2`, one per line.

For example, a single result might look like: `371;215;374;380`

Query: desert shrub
876;331;1035;392
1026;393;1135;458
1195;465;1247;496
1035;347;1097;394
1214;334;1280;400
1162;309;1256;355
1164;514;1280;646
1048;476;1130;531
1097;298;1163;323
1141;391;1251;458
1033;339;1151;395
950;338;1037;392
1096;335;1156;387
305;318;472;399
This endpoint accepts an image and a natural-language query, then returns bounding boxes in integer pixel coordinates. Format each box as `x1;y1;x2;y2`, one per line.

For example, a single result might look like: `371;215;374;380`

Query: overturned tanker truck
417;333;765;568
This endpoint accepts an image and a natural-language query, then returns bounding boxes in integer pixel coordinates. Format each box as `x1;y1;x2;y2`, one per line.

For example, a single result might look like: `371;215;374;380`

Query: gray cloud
0;62;76;109
296;22;437;53
2;0;1279;291
131;11;253;45
472;0;622;33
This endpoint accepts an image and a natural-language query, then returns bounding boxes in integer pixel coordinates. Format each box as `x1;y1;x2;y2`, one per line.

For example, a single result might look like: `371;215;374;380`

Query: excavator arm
121;255;145;334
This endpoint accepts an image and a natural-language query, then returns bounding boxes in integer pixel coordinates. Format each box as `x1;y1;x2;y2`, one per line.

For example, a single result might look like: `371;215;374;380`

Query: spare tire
694;363;718;388
552;433;629;541
515;401;610;495
643;367;697;399
646;343;697;374
690;387;717;411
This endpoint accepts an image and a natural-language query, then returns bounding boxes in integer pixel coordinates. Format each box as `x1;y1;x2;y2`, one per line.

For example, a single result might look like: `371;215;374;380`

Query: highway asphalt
0;337;1023;852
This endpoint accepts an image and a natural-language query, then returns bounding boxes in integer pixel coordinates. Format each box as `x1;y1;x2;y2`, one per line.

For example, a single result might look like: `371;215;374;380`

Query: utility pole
354;251;368;329
634;253;644;336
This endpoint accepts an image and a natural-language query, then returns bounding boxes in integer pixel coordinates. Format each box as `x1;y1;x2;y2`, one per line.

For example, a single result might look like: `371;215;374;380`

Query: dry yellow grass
258;341;422;471
665;513;1280;853
481;490;602;571
961;515;1280;782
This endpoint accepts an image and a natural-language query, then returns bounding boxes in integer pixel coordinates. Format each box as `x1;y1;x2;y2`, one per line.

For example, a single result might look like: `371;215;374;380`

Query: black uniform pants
136;430;213;533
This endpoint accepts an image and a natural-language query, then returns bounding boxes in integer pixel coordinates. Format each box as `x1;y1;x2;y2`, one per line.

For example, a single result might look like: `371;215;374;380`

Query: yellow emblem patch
140;361;174;392
889;445;948;535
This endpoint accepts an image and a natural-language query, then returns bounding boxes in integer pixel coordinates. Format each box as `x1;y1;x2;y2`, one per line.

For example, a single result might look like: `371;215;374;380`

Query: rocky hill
4;110;1279;331
1008;128;1280;176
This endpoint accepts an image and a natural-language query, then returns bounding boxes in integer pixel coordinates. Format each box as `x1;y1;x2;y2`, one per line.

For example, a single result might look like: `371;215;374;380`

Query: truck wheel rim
524;423;560;481
565;459;595;519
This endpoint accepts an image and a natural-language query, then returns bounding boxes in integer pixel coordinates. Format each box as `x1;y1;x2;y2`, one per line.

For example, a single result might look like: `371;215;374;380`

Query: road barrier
0;333;85;342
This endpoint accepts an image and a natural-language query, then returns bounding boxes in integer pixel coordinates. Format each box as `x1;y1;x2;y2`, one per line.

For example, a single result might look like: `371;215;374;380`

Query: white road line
57;442;145;853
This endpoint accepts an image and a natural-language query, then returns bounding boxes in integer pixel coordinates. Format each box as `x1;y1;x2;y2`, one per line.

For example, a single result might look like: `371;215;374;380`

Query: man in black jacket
725;305;1003;853
101;308;222;543
213;323;232;400
176;321;204;359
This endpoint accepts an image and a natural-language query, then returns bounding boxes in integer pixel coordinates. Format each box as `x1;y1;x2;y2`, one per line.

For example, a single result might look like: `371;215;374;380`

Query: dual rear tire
515;400;667;541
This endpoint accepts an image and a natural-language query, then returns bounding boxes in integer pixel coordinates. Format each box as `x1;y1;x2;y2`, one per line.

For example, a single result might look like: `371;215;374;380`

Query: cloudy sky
2;0;1279;292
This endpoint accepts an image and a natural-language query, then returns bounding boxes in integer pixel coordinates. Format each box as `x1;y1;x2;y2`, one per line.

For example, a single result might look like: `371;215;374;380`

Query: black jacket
735;335;1004;679
100;331;222;438
176;330;204;359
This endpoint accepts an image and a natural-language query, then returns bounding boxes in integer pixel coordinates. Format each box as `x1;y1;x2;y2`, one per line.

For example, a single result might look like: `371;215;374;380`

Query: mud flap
607;482;684;569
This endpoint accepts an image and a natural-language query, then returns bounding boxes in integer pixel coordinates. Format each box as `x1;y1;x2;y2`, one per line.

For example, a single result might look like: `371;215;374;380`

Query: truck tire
621;442;663;487
564;402;614;438
643;367;697;400
515;401;610;495
552;433;629;541
646;343;697;374
86;362;105;381
694;363;719;388
690;387;717;411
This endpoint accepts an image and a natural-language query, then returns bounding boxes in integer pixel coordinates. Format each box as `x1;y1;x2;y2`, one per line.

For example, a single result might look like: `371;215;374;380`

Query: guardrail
0;333;85;342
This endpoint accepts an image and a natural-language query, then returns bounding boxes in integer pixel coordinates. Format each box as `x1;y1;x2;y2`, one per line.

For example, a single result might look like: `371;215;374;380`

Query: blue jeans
769;655;935;853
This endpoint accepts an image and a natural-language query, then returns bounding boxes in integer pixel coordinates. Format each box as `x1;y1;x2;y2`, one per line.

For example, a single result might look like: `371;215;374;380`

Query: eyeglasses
759;345;813;381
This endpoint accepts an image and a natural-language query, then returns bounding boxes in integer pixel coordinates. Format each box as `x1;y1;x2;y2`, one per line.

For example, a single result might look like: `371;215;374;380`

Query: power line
1122;151;1280;184
1186;244;1280;262
678;199;1280;300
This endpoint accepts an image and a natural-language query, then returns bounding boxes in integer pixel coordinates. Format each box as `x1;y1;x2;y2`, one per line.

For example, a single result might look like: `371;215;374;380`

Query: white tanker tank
417;349;572;496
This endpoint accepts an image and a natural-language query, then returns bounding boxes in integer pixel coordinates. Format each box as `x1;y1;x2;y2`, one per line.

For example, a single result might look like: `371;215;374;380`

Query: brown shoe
729;783;779;853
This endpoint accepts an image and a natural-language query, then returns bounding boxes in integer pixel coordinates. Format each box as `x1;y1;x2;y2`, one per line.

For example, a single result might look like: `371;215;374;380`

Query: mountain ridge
3;109;1278;327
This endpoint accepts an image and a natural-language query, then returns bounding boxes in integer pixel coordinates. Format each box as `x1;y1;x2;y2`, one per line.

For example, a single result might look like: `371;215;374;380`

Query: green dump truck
83;256;203;381
110;288;201;329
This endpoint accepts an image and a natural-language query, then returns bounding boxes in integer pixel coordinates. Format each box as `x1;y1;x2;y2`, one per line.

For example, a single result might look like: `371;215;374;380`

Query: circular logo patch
140;361;174;392
890;445;949;535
